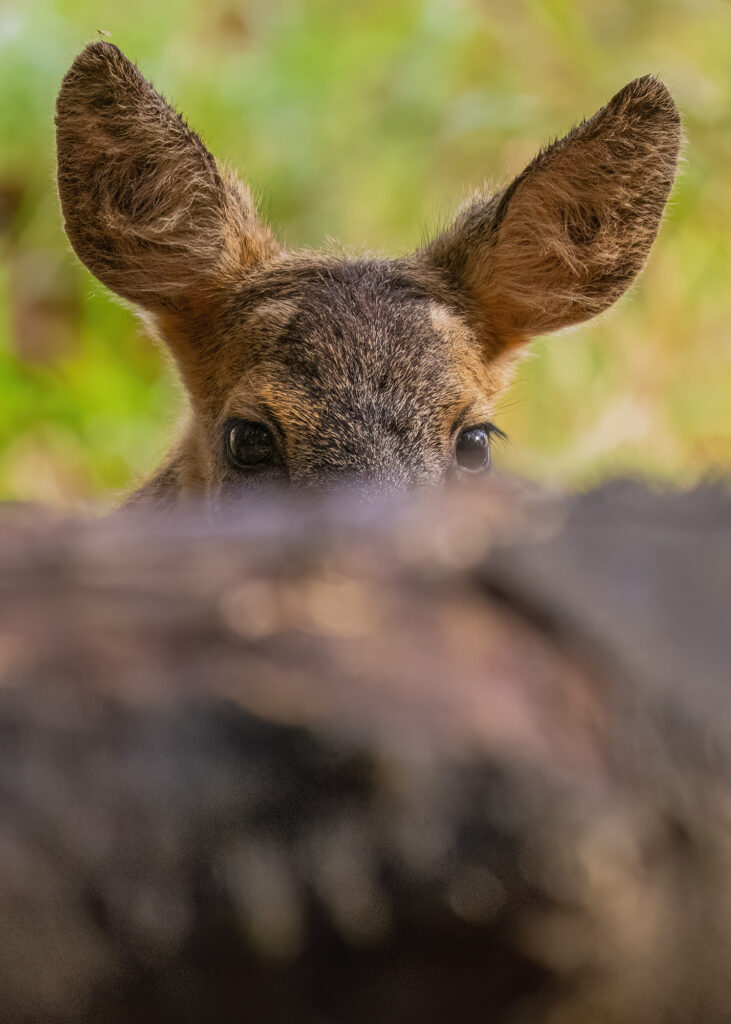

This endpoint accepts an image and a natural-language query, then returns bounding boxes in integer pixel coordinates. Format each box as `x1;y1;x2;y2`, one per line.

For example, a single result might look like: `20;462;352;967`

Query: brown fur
425;77;682;345
55;43;681;505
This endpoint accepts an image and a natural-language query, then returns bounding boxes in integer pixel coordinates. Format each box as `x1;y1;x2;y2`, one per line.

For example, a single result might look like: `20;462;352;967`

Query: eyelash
454;421;509;444
484;423;508;442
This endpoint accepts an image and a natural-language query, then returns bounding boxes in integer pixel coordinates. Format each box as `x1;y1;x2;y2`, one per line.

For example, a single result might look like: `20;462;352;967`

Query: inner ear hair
425;75;681;347
55;42;279;313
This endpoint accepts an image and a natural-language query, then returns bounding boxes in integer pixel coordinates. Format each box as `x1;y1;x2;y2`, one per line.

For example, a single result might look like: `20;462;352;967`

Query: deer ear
55;42;279;313
425;77;681;349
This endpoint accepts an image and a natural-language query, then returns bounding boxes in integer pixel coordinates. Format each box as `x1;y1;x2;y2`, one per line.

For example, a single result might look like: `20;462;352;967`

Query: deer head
56;43;681;505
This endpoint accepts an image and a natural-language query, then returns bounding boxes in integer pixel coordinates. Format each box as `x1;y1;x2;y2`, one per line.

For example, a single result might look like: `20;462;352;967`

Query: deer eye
225;419;277;469
455;424;503;473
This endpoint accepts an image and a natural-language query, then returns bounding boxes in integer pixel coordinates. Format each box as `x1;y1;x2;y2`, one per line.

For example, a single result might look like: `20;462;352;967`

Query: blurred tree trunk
0;480;729;1024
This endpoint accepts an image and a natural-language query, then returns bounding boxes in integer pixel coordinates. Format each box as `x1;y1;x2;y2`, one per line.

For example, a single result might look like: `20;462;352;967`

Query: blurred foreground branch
0;480;729;1023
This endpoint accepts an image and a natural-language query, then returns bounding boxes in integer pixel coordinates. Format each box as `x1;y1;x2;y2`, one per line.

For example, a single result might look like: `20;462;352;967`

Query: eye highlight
225;419;277;470
454;423;506;473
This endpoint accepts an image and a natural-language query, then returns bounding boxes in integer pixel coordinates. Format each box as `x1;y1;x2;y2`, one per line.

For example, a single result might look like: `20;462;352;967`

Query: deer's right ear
55;42;279;314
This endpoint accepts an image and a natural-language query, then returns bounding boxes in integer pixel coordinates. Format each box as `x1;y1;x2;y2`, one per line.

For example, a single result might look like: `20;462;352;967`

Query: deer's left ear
424;76;681;350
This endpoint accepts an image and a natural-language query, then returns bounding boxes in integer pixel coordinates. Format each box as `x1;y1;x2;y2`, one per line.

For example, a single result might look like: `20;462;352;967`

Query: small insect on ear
424;76;681;352
55;42;279;315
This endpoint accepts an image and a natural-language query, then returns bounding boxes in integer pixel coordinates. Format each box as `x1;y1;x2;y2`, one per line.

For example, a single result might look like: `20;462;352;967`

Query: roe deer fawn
55;43;680;505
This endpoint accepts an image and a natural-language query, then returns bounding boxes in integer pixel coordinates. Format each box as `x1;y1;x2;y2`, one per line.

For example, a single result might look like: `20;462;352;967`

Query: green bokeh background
0;0;729;506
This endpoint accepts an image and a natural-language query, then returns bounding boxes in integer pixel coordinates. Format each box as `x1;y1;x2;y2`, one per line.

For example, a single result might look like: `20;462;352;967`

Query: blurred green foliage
0;0;730;506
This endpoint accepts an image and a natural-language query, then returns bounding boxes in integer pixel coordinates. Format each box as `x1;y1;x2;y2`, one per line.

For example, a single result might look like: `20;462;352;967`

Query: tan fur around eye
427;301;516;416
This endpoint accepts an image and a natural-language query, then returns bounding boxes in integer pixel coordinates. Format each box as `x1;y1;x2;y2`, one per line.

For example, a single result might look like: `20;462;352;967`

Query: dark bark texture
0;479;729;1023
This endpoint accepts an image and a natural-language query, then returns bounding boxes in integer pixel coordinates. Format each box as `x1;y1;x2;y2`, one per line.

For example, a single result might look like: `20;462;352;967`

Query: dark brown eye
225;419;276;469
455;425;492;473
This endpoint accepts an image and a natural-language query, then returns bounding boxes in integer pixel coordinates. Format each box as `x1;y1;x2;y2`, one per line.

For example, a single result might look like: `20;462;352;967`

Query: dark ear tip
64;40;128;77
75;39;124;59
612;75;681;131
57;41;135;110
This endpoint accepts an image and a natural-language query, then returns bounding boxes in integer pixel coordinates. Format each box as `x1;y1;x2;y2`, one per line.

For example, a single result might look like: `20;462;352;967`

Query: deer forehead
215;282;500;440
